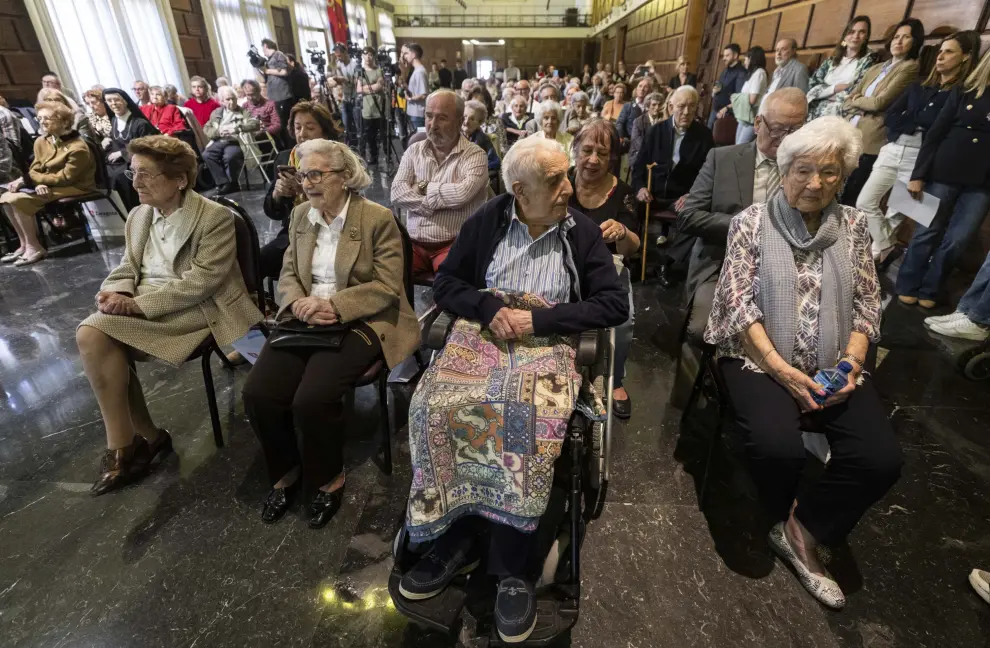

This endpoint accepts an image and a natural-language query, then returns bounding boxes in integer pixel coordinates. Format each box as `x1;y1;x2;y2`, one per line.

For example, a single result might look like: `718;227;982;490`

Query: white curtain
346;2;368;50
295;0;330;70
35;0;184;97
208;0;271;84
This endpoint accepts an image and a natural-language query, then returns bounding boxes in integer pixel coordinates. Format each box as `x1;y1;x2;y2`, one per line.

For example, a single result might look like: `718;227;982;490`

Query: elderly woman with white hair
704;116;901;610
202;85;260;195
243;139;419;529
563;90;592;135
534;99;574;165
461;99;500;171
398;135;627;642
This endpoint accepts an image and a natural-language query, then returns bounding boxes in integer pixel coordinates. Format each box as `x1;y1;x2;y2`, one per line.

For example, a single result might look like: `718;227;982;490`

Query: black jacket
107;116;159;164
434;193;628;336
668;73;698;90
263;149;294;234
884;82;954;143
289;67;312;101
713;64;746;111
631;118;714;201
912;87;990;188
438;68;453;88
453;69;468;89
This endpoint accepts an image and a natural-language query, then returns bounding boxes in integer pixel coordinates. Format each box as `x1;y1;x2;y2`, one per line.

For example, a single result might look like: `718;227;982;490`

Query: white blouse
823;56;861;93
309;195;350;300
740;68;768;96
138;206;184;290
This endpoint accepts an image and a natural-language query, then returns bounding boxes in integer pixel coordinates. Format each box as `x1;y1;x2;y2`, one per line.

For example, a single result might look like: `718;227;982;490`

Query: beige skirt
79;298;211;367
0;185;92;217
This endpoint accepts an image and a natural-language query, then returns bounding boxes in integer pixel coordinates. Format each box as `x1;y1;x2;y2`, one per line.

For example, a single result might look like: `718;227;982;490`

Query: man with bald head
391;89;489;282
766;38;809;94
679;87;809;340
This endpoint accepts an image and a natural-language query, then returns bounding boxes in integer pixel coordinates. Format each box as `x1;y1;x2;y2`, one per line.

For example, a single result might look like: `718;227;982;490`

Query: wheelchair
958;339;990;381
387;310;616;645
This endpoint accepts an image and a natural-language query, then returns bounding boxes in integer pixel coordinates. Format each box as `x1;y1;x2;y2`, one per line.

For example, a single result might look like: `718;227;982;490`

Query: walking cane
640;162;657;282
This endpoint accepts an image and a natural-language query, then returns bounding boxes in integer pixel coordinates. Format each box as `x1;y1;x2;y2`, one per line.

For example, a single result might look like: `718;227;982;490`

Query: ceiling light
498;39;505;45
462;39;469;44
470;39;480;45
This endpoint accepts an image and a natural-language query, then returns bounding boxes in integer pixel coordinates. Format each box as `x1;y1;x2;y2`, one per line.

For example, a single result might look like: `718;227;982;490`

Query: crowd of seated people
3;19;989;629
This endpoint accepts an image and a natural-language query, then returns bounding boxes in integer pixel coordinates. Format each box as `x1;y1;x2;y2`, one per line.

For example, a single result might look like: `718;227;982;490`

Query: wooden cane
640;162;657;282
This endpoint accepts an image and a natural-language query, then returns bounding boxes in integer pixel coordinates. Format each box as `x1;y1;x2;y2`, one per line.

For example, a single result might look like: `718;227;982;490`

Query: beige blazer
278;195;420;369
101;191;263;348
842;59;919;156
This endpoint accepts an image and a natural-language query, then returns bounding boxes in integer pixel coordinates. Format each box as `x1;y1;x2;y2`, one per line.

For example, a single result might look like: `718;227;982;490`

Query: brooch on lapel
349;227;359;240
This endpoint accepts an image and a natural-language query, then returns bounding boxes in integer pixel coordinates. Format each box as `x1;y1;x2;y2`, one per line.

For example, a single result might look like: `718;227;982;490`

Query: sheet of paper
888;180;940;228
230;328;267;365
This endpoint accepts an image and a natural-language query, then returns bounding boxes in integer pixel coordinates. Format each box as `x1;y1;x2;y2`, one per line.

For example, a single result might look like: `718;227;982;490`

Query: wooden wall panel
0;0;47;102
171;0;216;84
910;0;985;32
750;12;780;50
599;0;704;69
854;0;911;39
727;0;748;19
805;0;855;48
733;18;754;50
776;4;812;48
747;0;770;13
770;0;797;6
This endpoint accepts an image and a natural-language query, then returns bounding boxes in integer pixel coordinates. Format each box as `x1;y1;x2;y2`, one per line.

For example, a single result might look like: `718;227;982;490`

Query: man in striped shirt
391;90;489;283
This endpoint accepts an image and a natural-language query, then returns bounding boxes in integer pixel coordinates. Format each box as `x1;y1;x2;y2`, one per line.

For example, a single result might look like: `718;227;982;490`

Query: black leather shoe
613;393;632;419
308;487;345;529
261;482;298;524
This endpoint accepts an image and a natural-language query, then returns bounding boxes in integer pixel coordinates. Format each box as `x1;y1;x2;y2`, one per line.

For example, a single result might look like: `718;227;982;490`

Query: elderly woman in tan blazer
839;18;923;206
76;136;263;496
243;139;419;529
1;101;96;266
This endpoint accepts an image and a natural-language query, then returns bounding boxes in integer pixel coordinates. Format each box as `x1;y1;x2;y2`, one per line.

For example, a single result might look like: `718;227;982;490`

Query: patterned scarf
758;190;853;370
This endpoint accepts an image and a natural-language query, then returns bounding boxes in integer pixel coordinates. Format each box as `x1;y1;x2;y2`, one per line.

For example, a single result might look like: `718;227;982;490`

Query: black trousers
108;164;140;212
242;322;382;491
203;142;244;186
840;153;878;207
437;516;535;578
720;359;903;546
274;98;299;145
363;117;382;164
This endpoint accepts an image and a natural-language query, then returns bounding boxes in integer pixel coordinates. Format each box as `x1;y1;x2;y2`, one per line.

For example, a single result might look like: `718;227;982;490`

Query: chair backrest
177;106;207;152
84;136;112;194
407;131;428;147
214;195;266;312
391;211;417;308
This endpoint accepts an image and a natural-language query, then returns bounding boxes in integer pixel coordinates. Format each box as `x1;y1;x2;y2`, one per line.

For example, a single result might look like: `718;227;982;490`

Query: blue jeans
895;182;990;301
409;115;425;129
958;251;990;326
340;99;359;146
614;266;635;389
735;122;755;144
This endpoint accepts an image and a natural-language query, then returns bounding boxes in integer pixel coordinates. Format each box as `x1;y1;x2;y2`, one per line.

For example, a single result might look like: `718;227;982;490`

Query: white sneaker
924;311;969;327
970;569;990;605
928;317;990;341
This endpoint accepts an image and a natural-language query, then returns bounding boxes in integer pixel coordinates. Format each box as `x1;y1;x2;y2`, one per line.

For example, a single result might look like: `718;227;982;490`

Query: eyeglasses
762;122;801;141
297;168;345;183
790;166;842;185
124;170;165;183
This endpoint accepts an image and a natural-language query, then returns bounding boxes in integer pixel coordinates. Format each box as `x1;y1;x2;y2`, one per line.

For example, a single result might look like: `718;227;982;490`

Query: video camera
307;48;327;76
376;47;400;77
247;44;267;69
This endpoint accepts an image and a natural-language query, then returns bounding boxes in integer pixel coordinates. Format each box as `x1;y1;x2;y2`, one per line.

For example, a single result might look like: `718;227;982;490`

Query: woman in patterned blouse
704;116;901;610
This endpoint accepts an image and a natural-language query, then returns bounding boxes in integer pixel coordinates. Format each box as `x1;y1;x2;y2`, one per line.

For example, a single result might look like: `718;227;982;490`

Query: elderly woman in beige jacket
242;139;419;529
76;136;263;496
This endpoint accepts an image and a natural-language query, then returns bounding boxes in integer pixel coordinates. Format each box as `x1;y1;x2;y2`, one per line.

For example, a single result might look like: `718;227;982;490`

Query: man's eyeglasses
296;168;345;184
762;121;801;141
124;170;165;183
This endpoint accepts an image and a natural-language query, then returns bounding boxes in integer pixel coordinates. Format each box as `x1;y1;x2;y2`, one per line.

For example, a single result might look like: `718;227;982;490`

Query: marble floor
1;174;988;648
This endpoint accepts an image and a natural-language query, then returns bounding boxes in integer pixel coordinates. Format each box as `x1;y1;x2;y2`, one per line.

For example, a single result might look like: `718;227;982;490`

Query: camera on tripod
247;44;267;69
307;48;327;75
376;47;400;76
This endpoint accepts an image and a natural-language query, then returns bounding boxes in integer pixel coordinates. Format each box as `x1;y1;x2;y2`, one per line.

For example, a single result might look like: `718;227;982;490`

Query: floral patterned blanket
406;291;586;541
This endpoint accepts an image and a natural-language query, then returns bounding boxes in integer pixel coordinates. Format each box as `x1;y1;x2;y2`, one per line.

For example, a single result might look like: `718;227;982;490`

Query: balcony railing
394;13;592;28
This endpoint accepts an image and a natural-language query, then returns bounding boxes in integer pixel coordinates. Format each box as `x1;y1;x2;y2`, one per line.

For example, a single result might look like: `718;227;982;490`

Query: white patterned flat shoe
970;569;990;605
768;522;846;609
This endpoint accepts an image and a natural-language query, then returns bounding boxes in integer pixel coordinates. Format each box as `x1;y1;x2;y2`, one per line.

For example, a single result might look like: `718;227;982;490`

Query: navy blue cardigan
433;193;629;336
883;81;954;144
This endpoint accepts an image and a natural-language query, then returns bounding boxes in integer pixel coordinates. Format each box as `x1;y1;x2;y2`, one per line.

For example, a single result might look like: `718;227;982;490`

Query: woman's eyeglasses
296;168;345;184
124;170;165;182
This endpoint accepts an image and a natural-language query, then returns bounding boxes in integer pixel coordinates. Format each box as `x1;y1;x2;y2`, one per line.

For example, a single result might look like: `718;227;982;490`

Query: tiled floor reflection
0;172;988;647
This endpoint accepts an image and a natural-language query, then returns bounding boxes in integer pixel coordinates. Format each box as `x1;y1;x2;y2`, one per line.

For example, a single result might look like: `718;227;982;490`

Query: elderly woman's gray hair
501;87;515;101
670;85;700;103
644;91;665;106
464;99;488;121
296;139;372;192
501;135;566;193
534;99;563;124
216;85;238;102
570;91;589;105
776;116;863;178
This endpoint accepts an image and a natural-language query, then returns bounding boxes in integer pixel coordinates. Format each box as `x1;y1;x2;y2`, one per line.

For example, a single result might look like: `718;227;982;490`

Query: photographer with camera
255;39;296;143
356;47;386;166
332;43;361;147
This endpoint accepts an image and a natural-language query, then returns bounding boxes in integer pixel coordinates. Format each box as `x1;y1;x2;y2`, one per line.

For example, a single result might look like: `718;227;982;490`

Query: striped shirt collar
507;198;576;238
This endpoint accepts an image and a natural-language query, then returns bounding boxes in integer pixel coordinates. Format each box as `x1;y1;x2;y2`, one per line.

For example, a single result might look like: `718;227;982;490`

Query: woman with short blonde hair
242;138;419;528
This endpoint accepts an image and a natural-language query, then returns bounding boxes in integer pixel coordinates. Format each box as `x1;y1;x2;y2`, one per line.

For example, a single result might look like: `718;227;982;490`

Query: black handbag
268;318;351;350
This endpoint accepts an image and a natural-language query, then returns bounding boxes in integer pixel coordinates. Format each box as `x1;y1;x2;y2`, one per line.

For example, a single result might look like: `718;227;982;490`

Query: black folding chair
188;196;268;447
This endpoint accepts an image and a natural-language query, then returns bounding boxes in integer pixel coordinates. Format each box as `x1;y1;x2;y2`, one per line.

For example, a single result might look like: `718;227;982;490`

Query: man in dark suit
632;85;713;285
438;59;453;88
678;88;808;340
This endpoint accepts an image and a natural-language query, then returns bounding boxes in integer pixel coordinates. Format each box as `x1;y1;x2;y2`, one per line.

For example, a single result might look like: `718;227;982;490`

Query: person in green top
356;46;386;166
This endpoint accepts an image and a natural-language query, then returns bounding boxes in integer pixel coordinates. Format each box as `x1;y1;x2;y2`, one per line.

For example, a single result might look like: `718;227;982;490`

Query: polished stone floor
1;173;989;648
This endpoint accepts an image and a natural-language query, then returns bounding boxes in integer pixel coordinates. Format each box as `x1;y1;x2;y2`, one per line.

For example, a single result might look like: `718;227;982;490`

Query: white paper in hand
888;181;940;228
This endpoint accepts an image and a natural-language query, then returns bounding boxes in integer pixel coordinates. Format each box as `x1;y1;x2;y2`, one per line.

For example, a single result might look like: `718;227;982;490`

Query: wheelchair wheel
959;345;990;381
583;421;608;520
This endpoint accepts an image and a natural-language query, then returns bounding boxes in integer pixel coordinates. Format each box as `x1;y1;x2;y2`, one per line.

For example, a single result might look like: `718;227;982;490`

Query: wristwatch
417;180;428;195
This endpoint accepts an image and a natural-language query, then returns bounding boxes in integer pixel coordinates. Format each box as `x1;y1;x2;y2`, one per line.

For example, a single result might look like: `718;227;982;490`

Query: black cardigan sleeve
433;211;507;326
911;86;962;182
263;150;294;222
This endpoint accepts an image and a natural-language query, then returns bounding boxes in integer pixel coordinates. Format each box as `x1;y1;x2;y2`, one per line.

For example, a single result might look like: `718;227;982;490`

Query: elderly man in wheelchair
391;136;628;643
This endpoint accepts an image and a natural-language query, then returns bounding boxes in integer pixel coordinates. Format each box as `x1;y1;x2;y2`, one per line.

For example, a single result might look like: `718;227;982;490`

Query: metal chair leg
214;345;236;371
201;351;224;448
378;371;392;476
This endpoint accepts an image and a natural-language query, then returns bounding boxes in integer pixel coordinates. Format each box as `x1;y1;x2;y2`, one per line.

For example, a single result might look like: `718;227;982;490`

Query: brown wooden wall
0;0;49;103
170;0;216;82
407;38;586;77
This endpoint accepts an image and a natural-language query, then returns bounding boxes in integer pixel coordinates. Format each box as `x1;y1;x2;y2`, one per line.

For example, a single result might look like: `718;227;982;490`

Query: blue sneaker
398;532;479;600
495;577;537;643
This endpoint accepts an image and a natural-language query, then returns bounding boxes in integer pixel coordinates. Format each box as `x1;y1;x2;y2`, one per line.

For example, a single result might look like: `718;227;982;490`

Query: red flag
329;0;349;45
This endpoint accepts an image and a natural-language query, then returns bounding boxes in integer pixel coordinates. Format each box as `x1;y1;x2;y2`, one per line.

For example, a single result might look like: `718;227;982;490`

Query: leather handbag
268;318;351;350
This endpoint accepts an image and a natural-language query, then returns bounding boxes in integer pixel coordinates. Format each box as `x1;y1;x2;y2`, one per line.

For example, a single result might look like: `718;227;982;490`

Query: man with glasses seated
679;88;808;341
